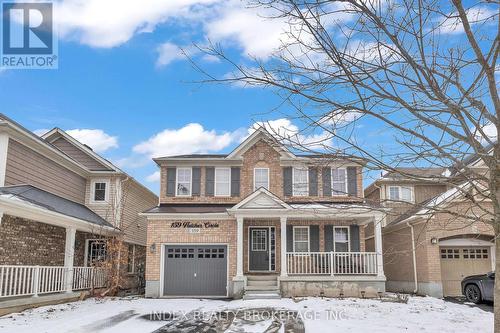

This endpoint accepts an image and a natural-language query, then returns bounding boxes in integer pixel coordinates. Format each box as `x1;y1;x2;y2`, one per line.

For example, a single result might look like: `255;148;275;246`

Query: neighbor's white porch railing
286;252;378;275
0;265;107;298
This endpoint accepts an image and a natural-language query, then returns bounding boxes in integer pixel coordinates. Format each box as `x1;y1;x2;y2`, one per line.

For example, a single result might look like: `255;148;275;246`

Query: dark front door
249;228;270;271
163;245;227;296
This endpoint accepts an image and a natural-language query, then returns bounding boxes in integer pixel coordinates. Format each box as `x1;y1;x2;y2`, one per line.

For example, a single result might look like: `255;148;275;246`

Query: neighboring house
364;165;494;298
143;129;385;299
0;114;157;312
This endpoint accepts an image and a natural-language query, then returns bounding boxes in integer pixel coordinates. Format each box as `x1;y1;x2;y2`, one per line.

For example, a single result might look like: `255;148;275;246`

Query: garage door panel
440;246;491;297
163;245;227;297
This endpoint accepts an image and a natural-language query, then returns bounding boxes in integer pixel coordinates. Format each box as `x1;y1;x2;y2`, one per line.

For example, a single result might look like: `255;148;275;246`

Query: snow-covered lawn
0;296;492;333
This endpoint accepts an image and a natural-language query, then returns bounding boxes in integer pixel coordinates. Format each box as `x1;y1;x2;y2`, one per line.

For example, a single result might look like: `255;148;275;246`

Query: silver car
461;272;495;303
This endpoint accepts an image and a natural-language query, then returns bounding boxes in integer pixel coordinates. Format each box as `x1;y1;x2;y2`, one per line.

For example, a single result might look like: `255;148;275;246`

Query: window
332;168;347;195
86;240;107;266
293;226;310;252
388;186;413;202
251;229;267;251
176;168;192;196
293;168;308;196
127;244;136;273
254;168;269;190
333;227;350;252
91;179;109;203
215;168;231;196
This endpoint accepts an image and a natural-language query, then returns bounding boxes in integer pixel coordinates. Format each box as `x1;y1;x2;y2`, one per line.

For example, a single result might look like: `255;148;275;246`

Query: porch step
244;275;281;299
243;289;281;300
245;285;279;291
247;280;278;287
246;275;279;281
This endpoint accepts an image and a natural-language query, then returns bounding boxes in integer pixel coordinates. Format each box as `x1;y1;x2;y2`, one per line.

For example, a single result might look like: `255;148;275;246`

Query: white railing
286;252;378;275
0;265;107;298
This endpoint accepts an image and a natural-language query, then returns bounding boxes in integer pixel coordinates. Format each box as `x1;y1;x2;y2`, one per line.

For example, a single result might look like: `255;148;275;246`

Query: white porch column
280;217;287;277
374;218;385;278
236;216;244;277
64;227;76;292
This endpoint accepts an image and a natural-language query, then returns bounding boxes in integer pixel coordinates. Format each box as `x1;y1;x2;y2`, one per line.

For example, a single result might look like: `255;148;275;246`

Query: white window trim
292;167;309;197
333;226;350;252
293;226;310;252
331;168;348;196
214;167;231;197
84;239;107;267
253;167;270;191
127;244;136;273
387;185;414;203
90;179;110;204
176;167;192;197
251;229;267;252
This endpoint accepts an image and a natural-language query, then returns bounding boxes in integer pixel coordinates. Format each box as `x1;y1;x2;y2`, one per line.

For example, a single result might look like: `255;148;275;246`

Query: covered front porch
229;189;386;298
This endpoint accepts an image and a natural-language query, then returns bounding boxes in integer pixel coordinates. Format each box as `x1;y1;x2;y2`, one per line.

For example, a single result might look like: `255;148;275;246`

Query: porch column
64;227;76;293
236;216;244;277
374;218;385;278
280;217;287;277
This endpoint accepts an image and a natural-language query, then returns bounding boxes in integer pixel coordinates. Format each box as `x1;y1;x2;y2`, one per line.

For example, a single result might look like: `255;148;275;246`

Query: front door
249;228;270;271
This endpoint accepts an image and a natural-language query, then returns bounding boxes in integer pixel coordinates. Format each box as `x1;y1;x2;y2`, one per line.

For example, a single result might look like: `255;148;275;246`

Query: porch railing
0;265;107;298
286;252;378;275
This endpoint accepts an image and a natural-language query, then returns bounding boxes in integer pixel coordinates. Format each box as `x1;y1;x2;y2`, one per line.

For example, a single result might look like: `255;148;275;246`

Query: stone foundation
280;279;386;298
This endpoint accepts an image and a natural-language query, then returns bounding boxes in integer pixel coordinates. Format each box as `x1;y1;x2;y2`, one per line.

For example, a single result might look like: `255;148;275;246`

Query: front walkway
0;296;492;333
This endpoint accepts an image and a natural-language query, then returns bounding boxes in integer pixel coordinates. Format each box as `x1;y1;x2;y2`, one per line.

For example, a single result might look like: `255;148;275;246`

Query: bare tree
192;0;499;328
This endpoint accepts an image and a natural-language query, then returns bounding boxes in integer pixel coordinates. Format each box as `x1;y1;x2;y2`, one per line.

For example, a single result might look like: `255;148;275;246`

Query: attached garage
162;245;228;297
440;246;492;296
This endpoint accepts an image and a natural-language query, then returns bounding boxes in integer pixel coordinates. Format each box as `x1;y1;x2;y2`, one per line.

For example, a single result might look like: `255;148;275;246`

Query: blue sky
0;0;496;194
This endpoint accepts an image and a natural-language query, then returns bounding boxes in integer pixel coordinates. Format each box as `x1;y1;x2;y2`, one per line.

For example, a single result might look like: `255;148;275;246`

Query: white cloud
65;129;119;153
133;123;243;158
156;42;188;67
146;171;161;183
475;123;497;144
320;109;362;125
439;6;497;35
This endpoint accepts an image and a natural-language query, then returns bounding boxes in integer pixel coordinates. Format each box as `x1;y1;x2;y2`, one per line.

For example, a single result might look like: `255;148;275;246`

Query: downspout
407;221;418;294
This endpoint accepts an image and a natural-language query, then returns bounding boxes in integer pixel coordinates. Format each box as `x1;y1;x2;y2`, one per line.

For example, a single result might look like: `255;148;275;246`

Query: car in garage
462;272;495;304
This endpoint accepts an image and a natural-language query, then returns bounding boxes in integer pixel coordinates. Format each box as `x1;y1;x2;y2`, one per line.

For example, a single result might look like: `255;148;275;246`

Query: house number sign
170;222;220;229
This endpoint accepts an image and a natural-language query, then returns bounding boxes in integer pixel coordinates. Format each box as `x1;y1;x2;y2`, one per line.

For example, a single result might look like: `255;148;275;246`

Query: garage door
440;247;491;296
163;245;227;297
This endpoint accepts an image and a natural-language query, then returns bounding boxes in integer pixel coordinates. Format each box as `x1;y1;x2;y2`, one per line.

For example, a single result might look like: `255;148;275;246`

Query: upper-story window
293;168;308;196
388;185;413;202
332;168;347;195
91;179;109;203
176;168;192;196
254;168;269;191
215;168;231;196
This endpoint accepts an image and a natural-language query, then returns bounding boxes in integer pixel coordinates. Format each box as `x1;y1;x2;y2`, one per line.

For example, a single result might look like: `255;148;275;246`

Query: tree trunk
495;231;500;332
494;143;500;333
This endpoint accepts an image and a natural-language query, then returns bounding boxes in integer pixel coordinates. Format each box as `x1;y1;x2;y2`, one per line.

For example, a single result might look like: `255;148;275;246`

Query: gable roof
230;187;292;210
227;128;295;159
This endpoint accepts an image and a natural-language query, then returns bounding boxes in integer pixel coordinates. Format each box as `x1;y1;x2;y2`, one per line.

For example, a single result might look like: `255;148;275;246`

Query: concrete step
243;293;281;300
245;285;280;291
247;280;278;287
246;275;278;281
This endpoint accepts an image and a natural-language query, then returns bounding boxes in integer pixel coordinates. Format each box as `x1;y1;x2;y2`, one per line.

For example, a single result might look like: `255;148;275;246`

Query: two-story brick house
143;129;386;299
365;165;494;298
0;114;157;313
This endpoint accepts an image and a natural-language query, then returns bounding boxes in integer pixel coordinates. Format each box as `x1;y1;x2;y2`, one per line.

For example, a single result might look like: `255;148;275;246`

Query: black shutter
350;225;360;252
192;167;201;196
283;167;293;197
324;225;333;252
166;167;176;196
205;167;215;196
286;225;293;252
308;167;318;196
310;225;319;252
347;166;358;197
231;167;240;197
322;167;331;196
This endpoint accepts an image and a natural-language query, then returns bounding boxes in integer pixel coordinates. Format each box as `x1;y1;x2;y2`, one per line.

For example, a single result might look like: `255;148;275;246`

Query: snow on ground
0;295;492;333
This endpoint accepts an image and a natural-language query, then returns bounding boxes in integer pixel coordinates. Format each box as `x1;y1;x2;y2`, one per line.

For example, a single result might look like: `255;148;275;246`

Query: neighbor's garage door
440;247;491;296
163;245;227;297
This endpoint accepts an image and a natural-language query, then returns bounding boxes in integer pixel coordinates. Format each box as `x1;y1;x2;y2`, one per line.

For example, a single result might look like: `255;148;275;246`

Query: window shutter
349;225;360;252
347;166;358;197
231;167;240;197
205;167;215;197
310;225;319;252
322;167;332;196
324;225;333;252
166;167;176;197
192;167;201;196
286;225;293;252
283;167;292;196
308;167;318;196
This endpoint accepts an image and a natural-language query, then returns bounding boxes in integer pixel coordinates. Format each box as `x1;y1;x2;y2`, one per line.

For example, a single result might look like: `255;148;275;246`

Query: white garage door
440;247;491;297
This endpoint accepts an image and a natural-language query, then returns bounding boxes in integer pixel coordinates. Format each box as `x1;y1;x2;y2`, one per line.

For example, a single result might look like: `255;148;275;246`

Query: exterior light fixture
430;237;438;245
150;243;156;253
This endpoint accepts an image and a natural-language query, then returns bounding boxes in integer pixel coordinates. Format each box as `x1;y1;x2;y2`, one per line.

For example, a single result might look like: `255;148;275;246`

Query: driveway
444;297;493;313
